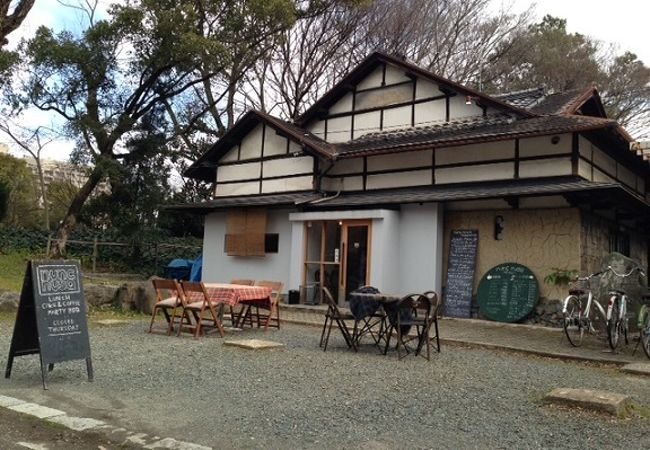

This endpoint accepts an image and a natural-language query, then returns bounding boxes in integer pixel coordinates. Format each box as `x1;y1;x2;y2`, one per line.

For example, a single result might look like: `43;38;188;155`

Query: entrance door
340;221;371;302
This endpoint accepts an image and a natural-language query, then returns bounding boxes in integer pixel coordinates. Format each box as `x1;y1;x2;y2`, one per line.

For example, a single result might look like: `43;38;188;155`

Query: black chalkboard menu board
443;229;478;318
5;260;93;389
476;262;539;323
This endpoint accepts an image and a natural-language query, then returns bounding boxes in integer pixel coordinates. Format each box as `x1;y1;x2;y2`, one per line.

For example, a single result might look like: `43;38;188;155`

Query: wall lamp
465;95;481;105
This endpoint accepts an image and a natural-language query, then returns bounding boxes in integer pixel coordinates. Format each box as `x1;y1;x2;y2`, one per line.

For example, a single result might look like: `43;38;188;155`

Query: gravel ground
1;320;649;449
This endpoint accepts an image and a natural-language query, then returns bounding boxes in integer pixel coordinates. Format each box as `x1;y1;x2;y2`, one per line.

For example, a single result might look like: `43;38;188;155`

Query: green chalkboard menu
476;263;539;323
5;260;93;389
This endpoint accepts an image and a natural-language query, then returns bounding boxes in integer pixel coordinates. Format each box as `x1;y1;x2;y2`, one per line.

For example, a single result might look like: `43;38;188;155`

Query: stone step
620;363;650;376
544;388;631;416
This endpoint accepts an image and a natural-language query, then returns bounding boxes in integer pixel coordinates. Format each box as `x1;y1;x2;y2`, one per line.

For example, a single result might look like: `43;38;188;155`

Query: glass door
340;221;371;303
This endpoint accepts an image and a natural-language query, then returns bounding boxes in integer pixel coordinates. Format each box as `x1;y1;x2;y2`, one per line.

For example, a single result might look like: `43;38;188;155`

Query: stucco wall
443;208;582;300
202;209;293;290
580;211;649;274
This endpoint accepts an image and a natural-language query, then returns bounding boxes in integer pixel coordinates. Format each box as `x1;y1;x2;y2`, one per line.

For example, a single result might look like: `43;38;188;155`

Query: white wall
202;209;293;291
398;204;444;294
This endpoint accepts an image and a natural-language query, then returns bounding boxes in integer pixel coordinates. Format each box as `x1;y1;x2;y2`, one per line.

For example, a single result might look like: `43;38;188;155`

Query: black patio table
348;292;411;348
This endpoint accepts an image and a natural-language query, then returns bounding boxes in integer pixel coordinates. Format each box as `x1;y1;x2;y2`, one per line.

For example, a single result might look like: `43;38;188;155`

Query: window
609;228;630;256
224;233;279;255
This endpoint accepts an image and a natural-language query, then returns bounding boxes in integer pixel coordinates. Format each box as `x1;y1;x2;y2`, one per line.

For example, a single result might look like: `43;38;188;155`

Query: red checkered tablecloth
202;283;272;306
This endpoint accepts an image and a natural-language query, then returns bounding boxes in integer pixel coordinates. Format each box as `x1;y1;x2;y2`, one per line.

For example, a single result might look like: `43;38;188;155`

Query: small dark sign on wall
5;260;93;389
443;229;478;318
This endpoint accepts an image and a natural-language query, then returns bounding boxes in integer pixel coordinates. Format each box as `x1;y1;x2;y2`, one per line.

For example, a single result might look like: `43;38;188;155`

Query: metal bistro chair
422;290;441;353
384;293;433;360
319;287;356;352
149;279;186;335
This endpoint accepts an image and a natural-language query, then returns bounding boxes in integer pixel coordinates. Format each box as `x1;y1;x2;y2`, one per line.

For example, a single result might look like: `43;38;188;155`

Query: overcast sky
4;0;649;161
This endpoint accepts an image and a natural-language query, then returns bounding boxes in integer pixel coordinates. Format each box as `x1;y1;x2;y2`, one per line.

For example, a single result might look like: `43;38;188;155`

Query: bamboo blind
225;208;267;256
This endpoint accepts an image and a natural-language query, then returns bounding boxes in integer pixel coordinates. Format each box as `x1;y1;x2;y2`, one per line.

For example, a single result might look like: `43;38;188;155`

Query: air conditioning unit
300;283;320;305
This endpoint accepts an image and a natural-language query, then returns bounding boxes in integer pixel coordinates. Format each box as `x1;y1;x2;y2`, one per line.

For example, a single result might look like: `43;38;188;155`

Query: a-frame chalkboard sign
5;260;93;390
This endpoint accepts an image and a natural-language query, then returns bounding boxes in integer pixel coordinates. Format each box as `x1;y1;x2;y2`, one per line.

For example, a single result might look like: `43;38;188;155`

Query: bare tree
0;120;55;229
240;1;371;120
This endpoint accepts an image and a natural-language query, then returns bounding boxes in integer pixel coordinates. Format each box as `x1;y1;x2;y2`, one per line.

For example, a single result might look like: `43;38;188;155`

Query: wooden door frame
339;220;372;302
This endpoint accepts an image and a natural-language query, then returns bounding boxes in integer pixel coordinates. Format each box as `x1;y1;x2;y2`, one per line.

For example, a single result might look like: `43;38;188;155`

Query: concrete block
0;395;25;407
8;402;66;419
223;339;284;350
544;388;631;416
620;363;650;376
47;415;106;431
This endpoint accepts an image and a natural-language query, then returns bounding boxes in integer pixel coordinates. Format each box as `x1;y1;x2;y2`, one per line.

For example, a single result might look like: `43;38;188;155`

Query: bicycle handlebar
606;265;646;278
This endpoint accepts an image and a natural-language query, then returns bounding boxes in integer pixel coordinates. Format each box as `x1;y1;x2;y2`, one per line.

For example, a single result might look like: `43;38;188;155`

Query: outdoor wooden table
202;283;273;329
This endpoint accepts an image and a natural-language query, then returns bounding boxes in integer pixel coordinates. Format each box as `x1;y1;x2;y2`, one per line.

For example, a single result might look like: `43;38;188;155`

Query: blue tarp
164;258;193;280
189;255;202;282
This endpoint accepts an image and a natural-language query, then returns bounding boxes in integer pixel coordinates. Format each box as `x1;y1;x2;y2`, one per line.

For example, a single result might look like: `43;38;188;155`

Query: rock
0;291;19;312
544;388;632;416
84;284;119;308
113;280;157;314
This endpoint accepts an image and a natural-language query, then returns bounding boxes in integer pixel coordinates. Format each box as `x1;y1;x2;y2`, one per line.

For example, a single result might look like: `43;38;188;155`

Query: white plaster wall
519;158;571;178
353;111;381;138
578;159;592;180
448;95;483;119
356;66;383;90
367;169;431;189
202;210;293;291
264;129;288;156
398;203;444;294
327;116;352;143
217;161;261;182
328;158;363;175
329;92;353;114
307;120;325;140
355;83;412;110
618;164;636;189
436;162;514;184
593;147;616;177
367;150;432;171
520;134;571;157
415;79;440;99
414;100;446;125
221;145;238;162
263;156;313;177
214;182;260;197
261;176;313;194
384;64;410;84
383;105;412;130
239;124;264;160
436;141;514;165
369;210;400;293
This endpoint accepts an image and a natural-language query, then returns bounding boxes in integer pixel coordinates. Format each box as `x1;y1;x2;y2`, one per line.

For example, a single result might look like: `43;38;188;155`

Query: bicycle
635;291;650;359
605;266;646;350
562;271;605;347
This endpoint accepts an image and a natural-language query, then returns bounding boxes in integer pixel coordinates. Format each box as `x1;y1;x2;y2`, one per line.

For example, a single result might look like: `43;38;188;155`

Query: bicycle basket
568;278;590;292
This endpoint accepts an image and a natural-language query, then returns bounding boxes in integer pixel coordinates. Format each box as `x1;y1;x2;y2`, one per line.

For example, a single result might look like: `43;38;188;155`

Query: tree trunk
34;159;50;231
50;168;103;258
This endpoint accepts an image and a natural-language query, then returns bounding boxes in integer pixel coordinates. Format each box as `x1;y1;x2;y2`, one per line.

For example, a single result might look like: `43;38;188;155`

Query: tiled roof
166;177;650;213
166;192;319;212
336;114;615;158
310;177;636;207
495;87;547;109
529;89;591;115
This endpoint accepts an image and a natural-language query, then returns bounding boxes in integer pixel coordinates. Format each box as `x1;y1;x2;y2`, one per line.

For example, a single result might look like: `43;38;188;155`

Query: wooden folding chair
149;279;184;335
180;281;225;338
422;290;441;353
251;281;283;330
228;279;255;326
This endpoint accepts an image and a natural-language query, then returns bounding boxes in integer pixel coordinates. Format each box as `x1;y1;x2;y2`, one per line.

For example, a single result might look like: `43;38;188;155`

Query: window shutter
226;208;267;256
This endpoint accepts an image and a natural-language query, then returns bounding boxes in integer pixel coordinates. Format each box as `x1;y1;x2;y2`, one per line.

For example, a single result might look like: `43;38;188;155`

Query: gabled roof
336;114;616;158
296;51;535;126
495;87;547;109
184;110;334;182
529;87;607;117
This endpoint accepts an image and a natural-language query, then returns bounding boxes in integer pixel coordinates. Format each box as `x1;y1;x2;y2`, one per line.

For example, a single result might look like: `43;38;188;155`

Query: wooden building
179;52;650;305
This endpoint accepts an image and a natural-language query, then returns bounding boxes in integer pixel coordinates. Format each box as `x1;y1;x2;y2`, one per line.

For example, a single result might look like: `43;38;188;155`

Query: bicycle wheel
607;297;621;350
641;309;650;359
563;296;584;347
